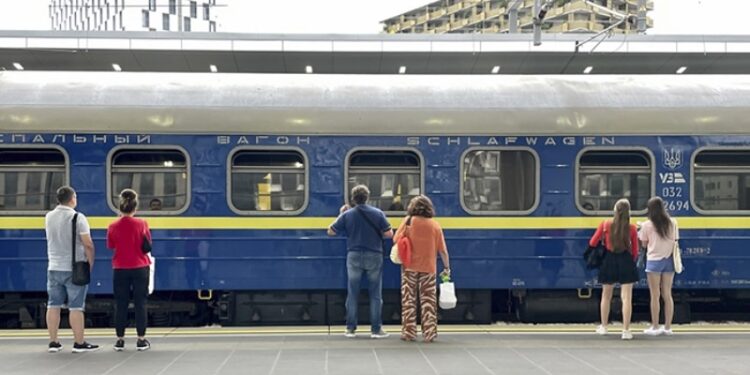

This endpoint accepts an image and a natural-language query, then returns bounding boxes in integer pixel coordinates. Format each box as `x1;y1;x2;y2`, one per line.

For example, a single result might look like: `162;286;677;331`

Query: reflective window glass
110;149;188;213
694;150;750;211
347;150;421;212
462;149;536;212
0;149;66;212
230;150;306;213
578;150;652;213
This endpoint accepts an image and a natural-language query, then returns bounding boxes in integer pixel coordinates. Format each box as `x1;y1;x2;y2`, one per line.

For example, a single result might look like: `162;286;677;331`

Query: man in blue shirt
328;185;393;339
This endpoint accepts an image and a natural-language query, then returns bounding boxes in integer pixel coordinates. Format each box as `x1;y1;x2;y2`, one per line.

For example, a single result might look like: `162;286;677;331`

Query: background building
49;0;218;32
383;0;653;34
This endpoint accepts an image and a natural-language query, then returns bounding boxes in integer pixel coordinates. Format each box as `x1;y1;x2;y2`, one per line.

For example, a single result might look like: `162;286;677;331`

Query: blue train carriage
1;71;750;327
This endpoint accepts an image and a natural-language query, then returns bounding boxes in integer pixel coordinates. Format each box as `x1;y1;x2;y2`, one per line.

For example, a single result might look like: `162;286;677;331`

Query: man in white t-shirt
45;186;99;353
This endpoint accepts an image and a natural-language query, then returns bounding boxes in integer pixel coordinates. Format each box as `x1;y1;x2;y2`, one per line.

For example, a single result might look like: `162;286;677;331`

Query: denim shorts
47;270;88;311
645;257;675;273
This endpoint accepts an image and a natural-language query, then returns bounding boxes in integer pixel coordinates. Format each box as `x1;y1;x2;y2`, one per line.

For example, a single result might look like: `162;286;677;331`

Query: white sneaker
595;325;608;335
344;329;356;338
643;326;662;336
370;330;390;339
660;326;674;336
621;330;633;340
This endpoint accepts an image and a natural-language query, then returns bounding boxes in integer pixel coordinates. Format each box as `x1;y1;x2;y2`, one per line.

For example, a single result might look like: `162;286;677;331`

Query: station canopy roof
2;31;750;74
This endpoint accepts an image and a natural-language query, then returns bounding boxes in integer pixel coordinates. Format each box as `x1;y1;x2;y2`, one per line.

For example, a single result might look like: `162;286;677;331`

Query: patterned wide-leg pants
401;269;438;342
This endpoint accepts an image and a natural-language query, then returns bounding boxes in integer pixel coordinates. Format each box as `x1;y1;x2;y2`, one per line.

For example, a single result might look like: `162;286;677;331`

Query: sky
0;0;748;34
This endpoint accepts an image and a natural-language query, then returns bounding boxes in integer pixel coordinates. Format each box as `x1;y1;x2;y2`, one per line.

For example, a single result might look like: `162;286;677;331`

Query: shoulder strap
71;213;79;266
355;206;382;239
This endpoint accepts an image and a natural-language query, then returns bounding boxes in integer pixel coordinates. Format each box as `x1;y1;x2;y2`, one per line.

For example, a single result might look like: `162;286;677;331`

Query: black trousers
113;266;149;338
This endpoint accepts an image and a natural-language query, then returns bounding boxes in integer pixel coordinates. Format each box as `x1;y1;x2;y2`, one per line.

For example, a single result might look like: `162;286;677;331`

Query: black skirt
598;250;639;285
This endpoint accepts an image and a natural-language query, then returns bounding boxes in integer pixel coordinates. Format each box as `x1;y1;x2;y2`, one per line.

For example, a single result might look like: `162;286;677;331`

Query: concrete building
49;0;218;32
382;0;653;34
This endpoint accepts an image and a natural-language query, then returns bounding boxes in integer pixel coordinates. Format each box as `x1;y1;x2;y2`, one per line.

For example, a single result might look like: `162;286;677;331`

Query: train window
229;149;307;214
461;149;538;214
346;150;422;213
693;149;750;212
577;149;652;214
0;148;67;213
109;148;189;214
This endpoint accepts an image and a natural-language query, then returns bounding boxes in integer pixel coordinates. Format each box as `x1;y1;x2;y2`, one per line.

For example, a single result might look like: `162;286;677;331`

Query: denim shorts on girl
645;256;675;273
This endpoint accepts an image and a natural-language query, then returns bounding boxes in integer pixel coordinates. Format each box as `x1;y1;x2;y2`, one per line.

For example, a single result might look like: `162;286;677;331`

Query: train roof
2;31;750;75
2;71;750;135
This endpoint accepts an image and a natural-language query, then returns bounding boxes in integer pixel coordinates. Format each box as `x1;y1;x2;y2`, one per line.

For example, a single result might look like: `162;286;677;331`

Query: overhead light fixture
583;66;593;74
210;64;218;73
112;63;122;72
12;62;24;70
305;65;313;74
491;65;500;74
398;66;407;74
676;66;688;74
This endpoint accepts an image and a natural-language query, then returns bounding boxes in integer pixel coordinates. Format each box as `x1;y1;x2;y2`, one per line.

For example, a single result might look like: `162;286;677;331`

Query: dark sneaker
113;339;125;352
48;341;62;353
344;329;356;338
136;339;150;351
72;341;100;353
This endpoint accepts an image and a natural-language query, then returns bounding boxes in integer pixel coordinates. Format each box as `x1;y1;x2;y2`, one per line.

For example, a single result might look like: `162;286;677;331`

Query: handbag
672;222;684;274
142;234;152;254
583;238;607;270
438;275;457;310
636;244;647;270
390;216;412;266
70;213;90;286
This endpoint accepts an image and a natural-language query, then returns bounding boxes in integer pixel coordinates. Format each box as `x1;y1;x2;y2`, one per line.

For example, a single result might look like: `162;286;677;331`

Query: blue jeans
346;251;383;333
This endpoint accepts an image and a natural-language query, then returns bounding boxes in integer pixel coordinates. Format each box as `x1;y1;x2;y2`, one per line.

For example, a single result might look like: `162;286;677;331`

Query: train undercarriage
1;289;749;329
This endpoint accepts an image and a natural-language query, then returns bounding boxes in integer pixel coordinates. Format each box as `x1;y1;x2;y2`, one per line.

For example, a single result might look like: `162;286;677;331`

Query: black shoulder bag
583;225;607;270
71;213;91;286
142;232;152;254
355;206;385;251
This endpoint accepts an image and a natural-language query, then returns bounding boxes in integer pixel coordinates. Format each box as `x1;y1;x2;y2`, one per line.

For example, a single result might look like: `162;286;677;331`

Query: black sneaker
72;341;100;353
136;339;150;351
113;339;125;352
48;341;62;353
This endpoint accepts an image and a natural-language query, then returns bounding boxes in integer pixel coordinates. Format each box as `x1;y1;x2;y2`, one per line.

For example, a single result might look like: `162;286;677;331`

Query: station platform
1;324;749;375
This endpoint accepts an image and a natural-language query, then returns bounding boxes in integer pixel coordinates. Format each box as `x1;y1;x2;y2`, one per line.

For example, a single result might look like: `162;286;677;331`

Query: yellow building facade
383;0;653;34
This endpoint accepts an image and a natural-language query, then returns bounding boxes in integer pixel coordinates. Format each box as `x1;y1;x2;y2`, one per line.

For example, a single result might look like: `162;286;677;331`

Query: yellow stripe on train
2;216;750;230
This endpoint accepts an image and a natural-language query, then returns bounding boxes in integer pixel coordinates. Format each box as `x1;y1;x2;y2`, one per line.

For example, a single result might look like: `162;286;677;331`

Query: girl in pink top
638;197;678;336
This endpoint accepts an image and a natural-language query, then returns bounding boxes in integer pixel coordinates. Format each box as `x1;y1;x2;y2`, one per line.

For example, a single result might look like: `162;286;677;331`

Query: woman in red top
106;189;152;351
588;198;639;340
393;195;450;343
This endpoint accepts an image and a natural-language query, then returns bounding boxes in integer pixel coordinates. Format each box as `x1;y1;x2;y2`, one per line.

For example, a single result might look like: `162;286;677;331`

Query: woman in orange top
393;195;450;342
588;198;639;340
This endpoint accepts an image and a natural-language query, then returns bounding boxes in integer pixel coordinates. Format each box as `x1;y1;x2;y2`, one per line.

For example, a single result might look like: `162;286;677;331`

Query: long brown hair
407;195;435;218
647;196;672;239
609;199;631;252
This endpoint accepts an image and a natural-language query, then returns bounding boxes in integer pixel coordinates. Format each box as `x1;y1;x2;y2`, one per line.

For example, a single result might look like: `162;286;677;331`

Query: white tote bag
672;243;683;274
148;254;156;295
672;221;683;274
439;281;457;310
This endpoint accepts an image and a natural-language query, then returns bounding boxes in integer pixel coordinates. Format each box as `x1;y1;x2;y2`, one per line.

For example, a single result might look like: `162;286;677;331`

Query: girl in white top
638;197;678;336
